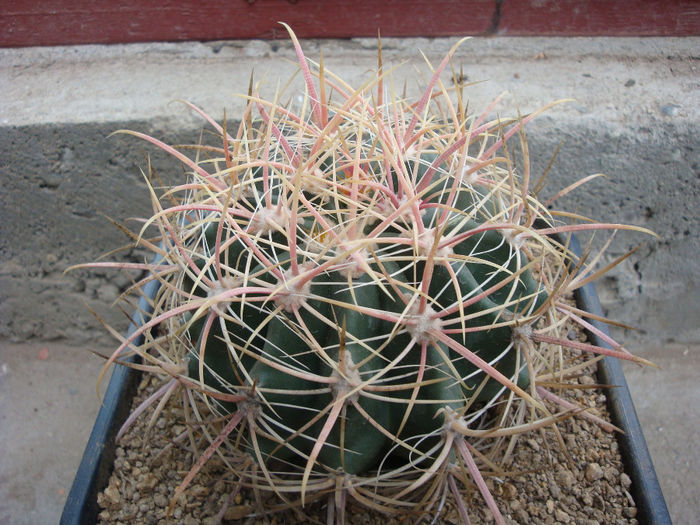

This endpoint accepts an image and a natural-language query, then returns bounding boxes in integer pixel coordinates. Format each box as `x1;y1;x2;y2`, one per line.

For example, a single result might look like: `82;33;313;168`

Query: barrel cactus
84;27;652;523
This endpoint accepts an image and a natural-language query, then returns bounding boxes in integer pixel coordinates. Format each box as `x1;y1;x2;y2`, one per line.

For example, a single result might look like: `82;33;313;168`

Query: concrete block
2;36;697;346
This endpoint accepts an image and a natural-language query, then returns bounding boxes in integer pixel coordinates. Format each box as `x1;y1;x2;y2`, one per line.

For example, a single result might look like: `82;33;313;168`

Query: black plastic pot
60;235;671;524
61;274;161;525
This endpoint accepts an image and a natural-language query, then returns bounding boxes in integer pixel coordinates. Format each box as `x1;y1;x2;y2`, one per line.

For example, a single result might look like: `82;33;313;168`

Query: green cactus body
185;191;546;473
247;310;326;462
312;271;393;474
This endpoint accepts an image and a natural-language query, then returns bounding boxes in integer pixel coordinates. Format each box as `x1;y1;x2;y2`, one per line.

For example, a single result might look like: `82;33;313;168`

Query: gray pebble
660;103;681;116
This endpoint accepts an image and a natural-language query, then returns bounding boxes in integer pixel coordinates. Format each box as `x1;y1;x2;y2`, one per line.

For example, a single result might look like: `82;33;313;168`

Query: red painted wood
499;0;700;36
1;0;697;47
0;0;497;47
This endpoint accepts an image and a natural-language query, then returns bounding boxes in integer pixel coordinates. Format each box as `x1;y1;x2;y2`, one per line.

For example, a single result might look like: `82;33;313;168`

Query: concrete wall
2;36;698;348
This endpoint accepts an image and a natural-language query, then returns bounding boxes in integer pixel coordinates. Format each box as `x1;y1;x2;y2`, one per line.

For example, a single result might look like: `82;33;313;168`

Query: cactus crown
85;27;653;524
